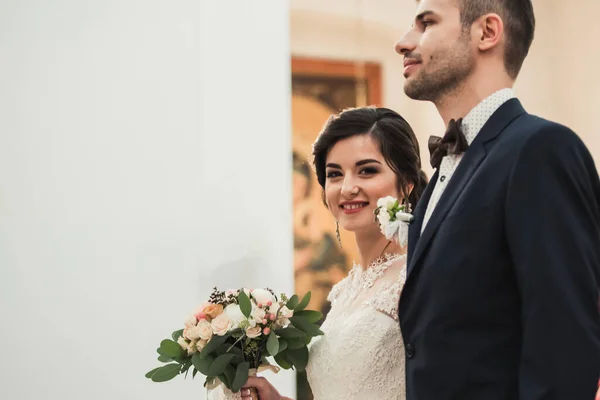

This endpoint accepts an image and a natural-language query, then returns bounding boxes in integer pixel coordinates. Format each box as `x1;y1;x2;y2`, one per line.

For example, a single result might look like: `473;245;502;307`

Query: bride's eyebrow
326;159;381;169
356;159;382;166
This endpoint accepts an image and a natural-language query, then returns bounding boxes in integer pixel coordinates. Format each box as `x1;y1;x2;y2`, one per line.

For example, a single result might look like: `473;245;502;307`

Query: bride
241;106;428;399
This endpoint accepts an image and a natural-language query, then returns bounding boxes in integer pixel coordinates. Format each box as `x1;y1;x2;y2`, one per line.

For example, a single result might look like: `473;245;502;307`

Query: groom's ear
474;13;504;52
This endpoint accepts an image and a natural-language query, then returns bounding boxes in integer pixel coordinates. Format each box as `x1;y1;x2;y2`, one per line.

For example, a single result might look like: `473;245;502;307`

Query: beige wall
291;0;600;172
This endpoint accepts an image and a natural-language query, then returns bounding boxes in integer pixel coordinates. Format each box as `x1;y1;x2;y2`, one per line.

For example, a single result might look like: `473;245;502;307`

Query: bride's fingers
240;387;253;400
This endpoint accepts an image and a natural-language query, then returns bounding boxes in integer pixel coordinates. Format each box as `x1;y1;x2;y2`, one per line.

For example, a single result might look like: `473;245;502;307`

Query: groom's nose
395;31;417;55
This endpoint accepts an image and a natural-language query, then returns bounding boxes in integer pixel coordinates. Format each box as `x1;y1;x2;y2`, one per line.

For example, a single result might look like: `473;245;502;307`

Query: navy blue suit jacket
400;99;600;399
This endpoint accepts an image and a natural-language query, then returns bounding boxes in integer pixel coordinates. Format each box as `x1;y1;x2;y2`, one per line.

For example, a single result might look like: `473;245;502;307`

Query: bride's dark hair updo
311;106;428;208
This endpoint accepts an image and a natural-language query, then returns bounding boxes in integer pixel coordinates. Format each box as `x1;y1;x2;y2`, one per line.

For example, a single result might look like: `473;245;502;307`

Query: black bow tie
428;118;469;169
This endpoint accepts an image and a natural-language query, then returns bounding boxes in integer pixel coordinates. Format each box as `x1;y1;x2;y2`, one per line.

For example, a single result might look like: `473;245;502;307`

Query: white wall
0;1;294;399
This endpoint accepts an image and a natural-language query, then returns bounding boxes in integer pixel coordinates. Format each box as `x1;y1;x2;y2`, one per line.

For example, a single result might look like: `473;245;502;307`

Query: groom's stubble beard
404;31;475;103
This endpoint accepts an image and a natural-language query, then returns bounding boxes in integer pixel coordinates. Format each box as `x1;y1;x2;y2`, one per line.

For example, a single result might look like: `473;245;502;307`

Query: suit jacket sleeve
505;123;600;399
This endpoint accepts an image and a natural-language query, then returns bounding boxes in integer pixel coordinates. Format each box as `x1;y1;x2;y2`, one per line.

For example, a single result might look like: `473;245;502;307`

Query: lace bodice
306;253;408;399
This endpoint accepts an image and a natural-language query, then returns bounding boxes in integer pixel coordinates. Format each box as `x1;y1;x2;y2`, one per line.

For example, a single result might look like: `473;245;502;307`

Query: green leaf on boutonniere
289;316;324;337
150;363;181;382
295;292;311;312
192;353;214;375
171;329;184;342
207;353;236;377
286;346;309;372
231;361;250;393
159;339;185;358
293;310;323;323
286;295;299;309
238;290;252;318
145;367;161;379
266;331;279;356
199;334;230;359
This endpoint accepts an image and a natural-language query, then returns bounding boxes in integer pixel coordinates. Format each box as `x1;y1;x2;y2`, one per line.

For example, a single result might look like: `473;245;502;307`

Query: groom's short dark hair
459;0;535;79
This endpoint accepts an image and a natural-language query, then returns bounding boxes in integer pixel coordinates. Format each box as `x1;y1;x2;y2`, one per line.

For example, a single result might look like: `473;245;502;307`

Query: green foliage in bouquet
146;289;323;393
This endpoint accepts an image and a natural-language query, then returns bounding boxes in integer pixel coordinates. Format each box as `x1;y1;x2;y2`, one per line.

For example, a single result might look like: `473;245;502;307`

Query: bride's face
324;134;401;234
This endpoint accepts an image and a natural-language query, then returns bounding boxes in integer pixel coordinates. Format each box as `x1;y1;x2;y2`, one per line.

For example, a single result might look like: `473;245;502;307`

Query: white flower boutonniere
374;196;414;246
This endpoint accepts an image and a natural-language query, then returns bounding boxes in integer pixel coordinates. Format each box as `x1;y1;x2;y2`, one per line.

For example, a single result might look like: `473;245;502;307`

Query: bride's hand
240;376;292;400
595;378;600;400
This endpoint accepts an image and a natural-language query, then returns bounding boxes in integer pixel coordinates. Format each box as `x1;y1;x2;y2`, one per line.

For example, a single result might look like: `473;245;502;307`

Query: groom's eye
422;20;434;28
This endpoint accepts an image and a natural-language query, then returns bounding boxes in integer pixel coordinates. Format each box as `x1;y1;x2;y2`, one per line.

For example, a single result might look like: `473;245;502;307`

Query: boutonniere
374;196;414;246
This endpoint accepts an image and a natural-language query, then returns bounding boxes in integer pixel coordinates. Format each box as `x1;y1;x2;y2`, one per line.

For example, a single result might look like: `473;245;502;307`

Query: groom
396;0;600;399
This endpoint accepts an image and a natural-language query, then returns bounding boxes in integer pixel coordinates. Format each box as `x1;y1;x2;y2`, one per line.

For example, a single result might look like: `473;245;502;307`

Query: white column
0;1;294;399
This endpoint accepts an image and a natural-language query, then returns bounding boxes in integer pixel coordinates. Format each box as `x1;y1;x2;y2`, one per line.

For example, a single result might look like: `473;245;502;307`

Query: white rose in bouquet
251;289;275;306
224;304;247;328
211;313;233;336
197;319;213;341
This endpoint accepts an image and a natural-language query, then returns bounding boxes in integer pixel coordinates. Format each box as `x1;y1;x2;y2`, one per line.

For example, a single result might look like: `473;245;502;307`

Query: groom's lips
403;59;420;76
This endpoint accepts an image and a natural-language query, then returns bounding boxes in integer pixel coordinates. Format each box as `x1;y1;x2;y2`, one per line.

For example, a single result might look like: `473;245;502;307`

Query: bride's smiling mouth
339;201;369;214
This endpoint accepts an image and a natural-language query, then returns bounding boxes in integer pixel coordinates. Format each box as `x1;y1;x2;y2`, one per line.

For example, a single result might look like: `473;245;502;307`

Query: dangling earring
335;221;342;248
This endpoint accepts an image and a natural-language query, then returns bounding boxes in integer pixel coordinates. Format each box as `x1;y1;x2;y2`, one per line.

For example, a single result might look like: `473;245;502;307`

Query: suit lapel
407;170;438;263
407;98;526;276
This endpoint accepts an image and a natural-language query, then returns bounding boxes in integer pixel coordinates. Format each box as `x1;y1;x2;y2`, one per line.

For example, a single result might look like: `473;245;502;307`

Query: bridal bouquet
145;287;323;394
374;196;413;246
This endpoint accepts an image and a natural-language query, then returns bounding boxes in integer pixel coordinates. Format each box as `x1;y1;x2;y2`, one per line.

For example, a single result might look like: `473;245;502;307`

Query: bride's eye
326;170;342;179
359;167;379;175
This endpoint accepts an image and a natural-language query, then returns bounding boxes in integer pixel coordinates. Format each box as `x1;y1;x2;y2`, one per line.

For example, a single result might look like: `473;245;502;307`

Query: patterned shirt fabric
421;88;516;232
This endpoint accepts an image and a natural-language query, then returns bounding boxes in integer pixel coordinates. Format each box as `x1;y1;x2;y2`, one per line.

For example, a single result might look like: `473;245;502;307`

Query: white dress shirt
421;88;516;232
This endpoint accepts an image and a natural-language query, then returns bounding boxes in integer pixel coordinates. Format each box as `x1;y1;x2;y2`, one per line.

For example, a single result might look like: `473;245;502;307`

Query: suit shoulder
506;114;588;153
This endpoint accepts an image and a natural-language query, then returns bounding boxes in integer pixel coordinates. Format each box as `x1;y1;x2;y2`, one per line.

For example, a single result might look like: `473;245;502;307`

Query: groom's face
395;0;475;102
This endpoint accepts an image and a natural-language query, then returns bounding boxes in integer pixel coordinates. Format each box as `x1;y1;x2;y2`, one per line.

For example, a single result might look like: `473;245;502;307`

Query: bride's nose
341;176;360;198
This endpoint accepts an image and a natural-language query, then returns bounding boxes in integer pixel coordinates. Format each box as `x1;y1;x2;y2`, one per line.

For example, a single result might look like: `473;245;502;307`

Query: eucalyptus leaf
287;346;309;371
145;367;161;379
171;329;184;342
290;316;324;337
278;338;288;354
274;352;292;370
267;332;279;356
284;338;307;350
238;290;252;318
274;327;306;339
231;362;250;393
219;373;230;388
207;353;236;377
293;310;323;324
199;334;229;359
192;353;214;375
157;355;172;363
159;339;185;358
150;363;181;382
286;295;299;309
193;367;199;379
225;365;237;390
295;292;311;312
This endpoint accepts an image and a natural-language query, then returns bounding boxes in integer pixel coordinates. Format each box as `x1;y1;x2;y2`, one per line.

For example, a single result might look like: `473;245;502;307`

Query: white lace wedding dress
306;253;408;399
